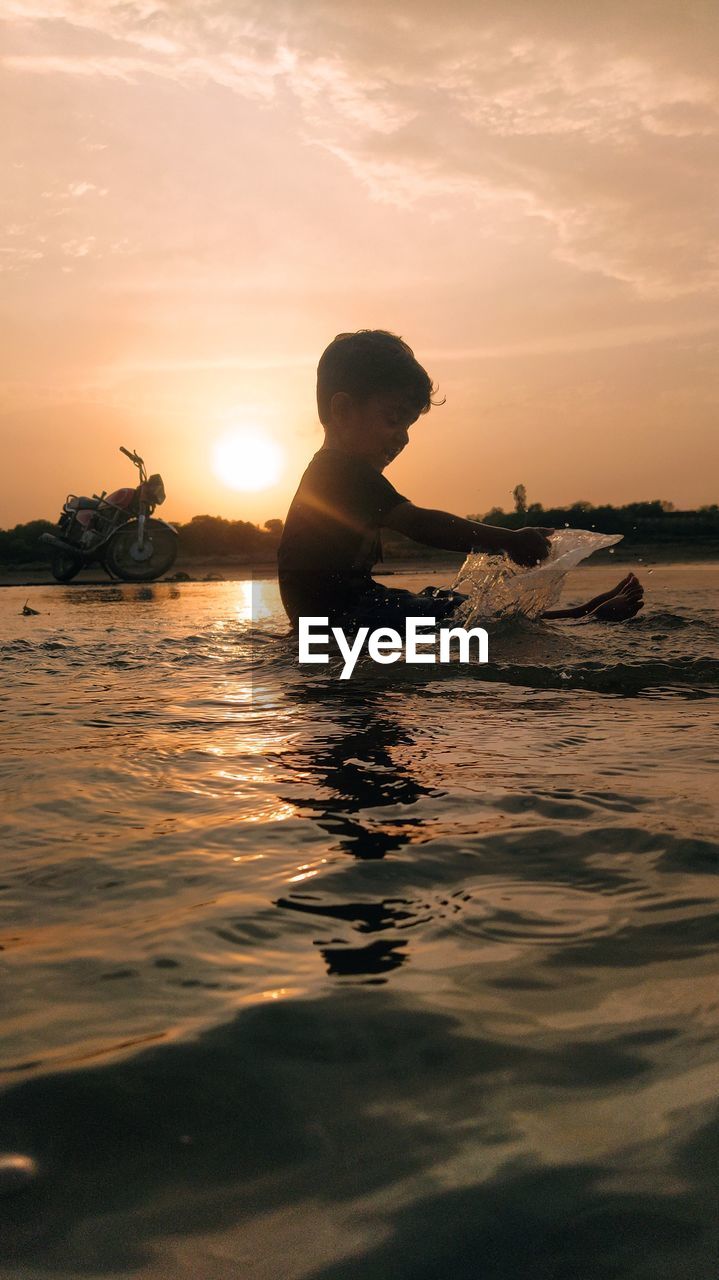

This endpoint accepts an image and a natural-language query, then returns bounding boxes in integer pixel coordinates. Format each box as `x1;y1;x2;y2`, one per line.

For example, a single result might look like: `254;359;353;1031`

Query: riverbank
2;540;718;587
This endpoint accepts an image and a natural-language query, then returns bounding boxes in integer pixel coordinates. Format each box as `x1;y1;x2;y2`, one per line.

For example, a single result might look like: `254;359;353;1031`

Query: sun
211;429;283;492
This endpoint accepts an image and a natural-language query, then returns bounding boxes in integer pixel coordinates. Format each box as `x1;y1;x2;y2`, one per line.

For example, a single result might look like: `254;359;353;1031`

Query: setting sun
211;429;283;493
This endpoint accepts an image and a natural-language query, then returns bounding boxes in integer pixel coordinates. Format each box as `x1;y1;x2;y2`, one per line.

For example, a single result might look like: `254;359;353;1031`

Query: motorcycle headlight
143;474;166;505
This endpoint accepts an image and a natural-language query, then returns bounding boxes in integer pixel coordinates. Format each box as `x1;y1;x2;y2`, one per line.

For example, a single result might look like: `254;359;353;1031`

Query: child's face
331;390;419;472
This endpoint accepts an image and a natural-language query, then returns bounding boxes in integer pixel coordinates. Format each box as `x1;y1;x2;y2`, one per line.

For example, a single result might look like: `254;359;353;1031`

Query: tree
512;484;527;516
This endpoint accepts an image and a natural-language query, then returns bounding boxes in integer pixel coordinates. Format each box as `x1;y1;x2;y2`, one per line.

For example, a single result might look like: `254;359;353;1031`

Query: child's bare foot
542;573;645;621
580;573;635;614
587;574;644;621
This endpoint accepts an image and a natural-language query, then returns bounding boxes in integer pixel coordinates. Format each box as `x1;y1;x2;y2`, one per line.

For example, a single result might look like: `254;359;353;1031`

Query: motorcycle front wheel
50;549;83;582
102;520;177;582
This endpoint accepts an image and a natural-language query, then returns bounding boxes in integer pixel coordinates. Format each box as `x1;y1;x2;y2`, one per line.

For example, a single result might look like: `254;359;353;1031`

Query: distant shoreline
2;542;719;587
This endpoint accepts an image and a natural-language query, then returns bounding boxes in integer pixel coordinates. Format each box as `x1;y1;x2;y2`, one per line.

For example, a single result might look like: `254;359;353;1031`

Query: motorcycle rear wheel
50;549;82;582
103;520;177;582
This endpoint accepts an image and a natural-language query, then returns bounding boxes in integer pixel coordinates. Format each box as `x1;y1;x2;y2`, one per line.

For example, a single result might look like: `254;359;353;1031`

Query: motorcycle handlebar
120;445;146;474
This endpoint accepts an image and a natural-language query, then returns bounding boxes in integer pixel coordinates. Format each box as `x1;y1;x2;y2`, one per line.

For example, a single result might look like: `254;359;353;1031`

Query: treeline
172;515;284;558
0;520;61;565
468;500;719;542
0;515;286;565
1;503;718;566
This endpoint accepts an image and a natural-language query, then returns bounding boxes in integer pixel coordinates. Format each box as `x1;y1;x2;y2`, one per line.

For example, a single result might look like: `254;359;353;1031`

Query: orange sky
2;0;718;527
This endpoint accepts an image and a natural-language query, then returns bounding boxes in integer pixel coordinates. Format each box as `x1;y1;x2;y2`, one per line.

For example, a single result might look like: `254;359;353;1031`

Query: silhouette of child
278;330;643;627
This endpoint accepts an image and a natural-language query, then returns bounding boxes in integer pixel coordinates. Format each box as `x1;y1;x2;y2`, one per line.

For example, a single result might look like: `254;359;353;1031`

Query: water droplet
609;548;615;554
560;670;571;680
564;522;569;528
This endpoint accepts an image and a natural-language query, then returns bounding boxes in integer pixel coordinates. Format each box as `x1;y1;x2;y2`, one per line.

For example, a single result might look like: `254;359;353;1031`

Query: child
278;330;644;627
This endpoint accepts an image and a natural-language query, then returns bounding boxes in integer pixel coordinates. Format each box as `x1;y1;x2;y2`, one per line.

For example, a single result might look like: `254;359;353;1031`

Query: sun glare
211;429;283;492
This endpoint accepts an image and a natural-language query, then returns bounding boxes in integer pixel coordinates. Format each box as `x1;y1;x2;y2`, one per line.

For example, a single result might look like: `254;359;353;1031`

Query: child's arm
385;503;553;568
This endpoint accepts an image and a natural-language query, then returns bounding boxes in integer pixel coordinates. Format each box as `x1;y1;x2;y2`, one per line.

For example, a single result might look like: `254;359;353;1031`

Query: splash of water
452;529;623;624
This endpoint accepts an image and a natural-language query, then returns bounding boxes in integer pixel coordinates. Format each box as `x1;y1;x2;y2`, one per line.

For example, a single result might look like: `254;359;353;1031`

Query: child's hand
504;527;554;566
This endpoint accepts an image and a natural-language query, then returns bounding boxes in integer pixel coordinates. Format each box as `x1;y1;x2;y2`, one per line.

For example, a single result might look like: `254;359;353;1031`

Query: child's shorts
335;585;467;631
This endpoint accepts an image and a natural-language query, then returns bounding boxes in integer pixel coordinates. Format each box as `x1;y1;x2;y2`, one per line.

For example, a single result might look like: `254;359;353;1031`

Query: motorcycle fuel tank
103;487;136;509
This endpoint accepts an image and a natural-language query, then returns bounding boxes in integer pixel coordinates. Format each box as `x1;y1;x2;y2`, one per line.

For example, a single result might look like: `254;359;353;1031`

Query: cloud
2;0;718;297
61;235;96;257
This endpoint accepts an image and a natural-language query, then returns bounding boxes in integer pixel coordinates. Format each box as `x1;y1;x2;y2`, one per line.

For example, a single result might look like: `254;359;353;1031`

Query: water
1;566;718;1278
453;528;624;622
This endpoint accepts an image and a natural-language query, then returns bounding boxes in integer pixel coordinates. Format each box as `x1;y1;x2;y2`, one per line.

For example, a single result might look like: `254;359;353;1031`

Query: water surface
1;566;718;1278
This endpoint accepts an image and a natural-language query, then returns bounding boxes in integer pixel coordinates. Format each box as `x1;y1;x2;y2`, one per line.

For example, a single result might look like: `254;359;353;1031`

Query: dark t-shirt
277;448;408;622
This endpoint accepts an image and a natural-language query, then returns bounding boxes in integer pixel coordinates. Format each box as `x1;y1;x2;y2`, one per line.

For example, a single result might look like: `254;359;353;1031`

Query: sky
2;0;718;527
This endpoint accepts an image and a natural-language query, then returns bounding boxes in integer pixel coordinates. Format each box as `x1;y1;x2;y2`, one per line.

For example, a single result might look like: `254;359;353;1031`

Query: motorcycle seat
64;495;100;511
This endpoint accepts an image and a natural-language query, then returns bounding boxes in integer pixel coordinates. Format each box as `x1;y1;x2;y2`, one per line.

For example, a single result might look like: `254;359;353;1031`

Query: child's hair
317;329;444;426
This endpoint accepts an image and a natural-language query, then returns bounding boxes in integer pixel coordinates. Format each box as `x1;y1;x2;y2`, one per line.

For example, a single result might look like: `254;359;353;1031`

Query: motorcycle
40;446;178;583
